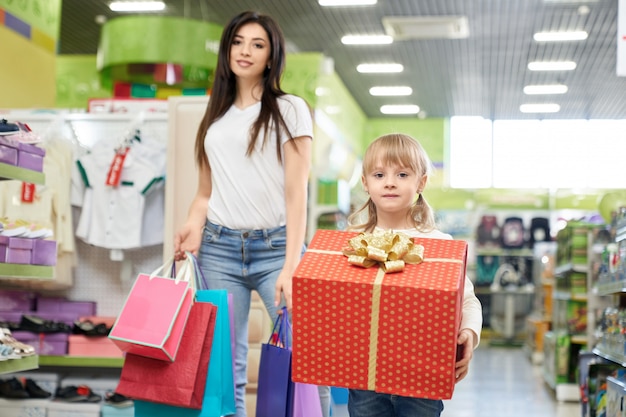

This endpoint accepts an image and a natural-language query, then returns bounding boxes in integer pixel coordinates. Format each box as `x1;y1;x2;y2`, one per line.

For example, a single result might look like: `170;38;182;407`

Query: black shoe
105;391;133;408
25;378;51;398
19;315;71;333
0;377;29;399
72;320;110;336
55;385;88;402
0;119;18;136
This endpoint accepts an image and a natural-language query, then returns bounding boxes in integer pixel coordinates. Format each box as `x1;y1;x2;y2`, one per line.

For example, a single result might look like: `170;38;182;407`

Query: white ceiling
59;0;626;120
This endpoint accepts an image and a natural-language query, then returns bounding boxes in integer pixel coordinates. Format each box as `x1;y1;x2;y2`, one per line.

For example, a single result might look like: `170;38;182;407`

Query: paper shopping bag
134;289;236;417
256;307;295;417
109;256;194;361
293;383;323;417
116;301;216;408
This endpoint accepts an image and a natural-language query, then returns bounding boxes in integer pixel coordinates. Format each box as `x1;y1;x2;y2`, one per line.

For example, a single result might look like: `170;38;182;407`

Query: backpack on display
500;217;525;249
528;217;551;248
476;215;500;247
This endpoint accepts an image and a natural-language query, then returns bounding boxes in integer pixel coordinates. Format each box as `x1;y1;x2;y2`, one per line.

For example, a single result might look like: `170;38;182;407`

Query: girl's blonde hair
348;133;437;233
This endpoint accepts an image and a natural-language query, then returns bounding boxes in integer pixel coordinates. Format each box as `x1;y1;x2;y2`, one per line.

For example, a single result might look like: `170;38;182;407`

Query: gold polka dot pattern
292;230;468;400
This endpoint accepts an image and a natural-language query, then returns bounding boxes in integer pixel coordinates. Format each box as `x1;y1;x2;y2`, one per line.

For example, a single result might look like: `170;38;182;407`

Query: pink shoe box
17;142;45;172
12;330;68;355
0;290;36;311
69;335;124;358
36;297;97;317
0;136;19;166
31;239;57;266
2;236;34;264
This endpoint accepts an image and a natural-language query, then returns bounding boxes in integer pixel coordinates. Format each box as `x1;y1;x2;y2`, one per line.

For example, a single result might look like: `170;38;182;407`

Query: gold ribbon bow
342;231;424;273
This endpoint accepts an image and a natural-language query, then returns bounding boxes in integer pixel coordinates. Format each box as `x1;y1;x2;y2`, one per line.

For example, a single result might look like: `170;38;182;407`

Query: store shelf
592;347;626;367
0;162;45;184
553;291;588;301
0;263;53;279
0;355;38;375
38;355;124;368
475;248;534;257
554;263;588;276
594;279;626;296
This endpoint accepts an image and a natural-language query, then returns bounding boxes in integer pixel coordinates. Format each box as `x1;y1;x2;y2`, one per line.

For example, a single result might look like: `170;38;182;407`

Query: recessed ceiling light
519;103;561;113
109;1;166;12
533;31;588;42
523;84;568;95
528;61;577;71
341;35;393;45
357;63;404;73
319;0;377;6
369;86;413;96
380;104;420;115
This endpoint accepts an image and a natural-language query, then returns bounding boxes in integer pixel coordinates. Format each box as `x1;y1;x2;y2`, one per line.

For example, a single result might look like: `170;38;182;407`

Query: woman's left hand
454;328;475;383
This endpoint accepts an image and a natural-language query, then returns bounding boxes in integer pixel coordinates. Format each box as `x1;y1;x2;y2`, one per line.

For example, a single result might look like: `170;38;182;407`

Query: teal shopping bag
135;287;235;417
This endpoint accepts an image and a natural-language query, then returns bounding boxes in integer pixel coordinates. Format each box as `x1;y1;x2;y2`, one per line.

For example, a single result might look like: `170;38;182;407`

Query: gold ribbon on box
308;231;462;391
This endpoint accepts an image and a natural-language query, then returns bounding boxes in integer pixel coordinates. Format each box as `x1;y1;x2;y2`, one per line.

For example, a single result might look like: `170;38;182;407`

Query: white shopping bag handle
148;252;195;288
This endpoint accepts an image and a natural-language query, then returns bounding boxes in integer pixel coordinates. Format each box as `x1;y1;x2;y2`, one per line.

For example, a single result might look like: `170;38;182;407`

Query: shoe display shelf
0;161;53;280
0;354;38;375
542;222;609;403
38;355;123;368
587;217;626;417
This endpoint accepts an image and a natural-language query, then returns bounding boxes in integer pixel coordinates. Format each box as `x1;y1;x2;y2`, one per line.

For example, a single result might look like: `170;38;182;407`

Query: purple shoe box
0;136;19;166
17;142;45;172
12;330;68;355
3;236;34;264
31;239;57;266
0;290;36;311
36;297;97;317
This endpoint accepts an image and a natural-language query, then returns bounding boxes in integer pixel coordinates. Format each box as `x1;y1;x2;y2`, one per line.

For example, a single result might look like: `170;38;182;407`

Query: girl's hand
454;328;475;383
174;224;202;261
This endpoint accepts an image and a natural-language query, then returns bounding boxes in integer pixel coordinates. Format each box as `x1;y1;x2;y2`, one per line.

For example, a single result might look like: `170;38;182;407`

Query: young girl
347;133;483;417
173;11;327;417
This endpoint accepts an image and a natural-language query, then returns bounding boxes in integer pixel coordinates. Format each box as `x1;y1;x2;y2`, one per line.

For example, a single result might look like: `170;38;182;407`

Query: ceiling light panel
523;84;568;95
519;103;561;113
319;0;377;6
357;63;404;73
341;35;393;45
380;105;421;115
533;31;588;42
369;86;413;96
109;1;166;12
382;16;469;40
528;61;577;71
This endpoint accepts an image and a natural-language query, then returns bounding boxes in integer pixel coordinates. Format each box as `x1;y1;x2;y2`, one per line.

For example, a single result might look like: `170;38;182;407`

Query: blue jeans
198;222;330;417
348;389;443;417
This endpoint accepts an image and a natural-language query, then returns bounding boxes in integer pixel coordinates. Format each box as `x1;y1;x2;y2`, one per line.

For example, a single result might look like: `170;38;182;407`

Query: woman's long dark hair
194;10;293;168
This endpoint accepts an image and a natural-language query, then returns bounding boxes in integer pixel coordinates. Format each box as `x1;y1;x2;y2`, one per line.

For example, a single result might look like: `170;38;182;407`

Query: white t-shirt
205;95;313;230
375;227;483;347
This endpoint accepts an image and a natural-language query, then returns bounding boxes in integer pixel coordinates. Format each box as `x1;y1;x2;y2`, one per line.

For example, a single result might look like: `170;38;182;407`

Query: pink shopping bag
109;257;194;361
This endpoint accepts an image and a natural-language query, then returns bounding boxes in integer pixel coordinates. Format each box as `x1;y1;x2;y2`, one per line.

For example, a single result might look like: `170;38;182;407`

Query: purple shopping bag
256;307;295;417
293;383;323;417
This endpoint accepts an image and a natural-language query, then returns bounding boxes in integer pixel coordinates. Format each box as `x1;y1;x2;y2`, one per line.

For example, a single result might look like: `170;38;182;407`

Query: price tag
106;147;129;186
21;182;35;203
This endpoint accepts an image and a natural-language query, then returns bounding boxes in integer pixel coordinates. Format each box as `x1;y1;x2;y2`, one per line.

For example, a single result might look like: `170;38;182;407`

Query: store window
450;117;626;189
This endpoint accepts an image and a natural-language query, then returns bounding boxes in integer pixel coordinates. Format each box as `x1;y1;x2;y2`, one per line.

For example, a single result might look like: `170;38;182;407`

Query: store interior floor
442;345;579;417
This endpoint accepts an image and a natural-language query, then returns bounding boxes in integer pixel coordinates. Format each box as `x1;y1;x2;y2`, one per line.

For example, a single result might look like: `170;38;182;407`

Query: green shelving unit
0;355;39;375
0;162;45;185
38;355;124;368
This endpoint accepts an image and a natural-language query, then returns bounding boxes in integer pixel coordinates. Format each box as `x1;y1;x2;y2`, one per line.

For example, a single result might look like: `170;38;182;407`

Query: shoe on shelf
19;315;71;334
105;391;133;408
0;119;18;136
0;328;36;356
0;377;29;399
0;343;22;360
55;385;101;403
72;320;110;337
24;378;52;399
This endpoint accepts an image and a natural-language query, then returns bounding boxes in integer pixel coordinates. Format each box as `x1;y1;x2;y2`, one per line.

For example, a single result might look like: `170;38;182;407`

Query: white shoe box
47;401;101;417
0;398;48;417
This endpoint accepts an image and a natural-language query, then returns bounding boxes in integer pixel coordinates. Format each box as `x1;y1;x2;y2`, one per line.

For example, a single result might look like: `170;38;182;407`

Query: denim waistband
205;221;286;239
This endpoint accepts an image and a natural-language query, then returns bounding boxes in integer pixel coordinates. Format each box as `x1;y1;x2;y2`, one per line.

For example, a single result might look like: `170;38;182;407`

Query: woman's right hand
174;224;202;261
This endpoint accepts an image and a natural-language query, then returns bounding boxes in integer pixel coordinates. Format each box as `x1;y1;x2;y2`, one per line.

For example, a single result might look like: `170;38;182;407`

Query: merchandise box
47;401;101;417
292;230;467;400
69;335;124;358
12;330;68;355
0;140;18;165
1;236;33;264
37;297;96;317
0;290;35;311
31;239;57;266
17;142;45;172
101;404;135;417
0;398;48;417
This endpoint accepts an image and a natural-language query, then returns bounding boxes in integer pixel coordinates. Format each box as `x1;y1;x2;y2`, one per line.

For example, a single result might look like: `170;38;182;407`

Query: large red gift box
292;229;467;400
